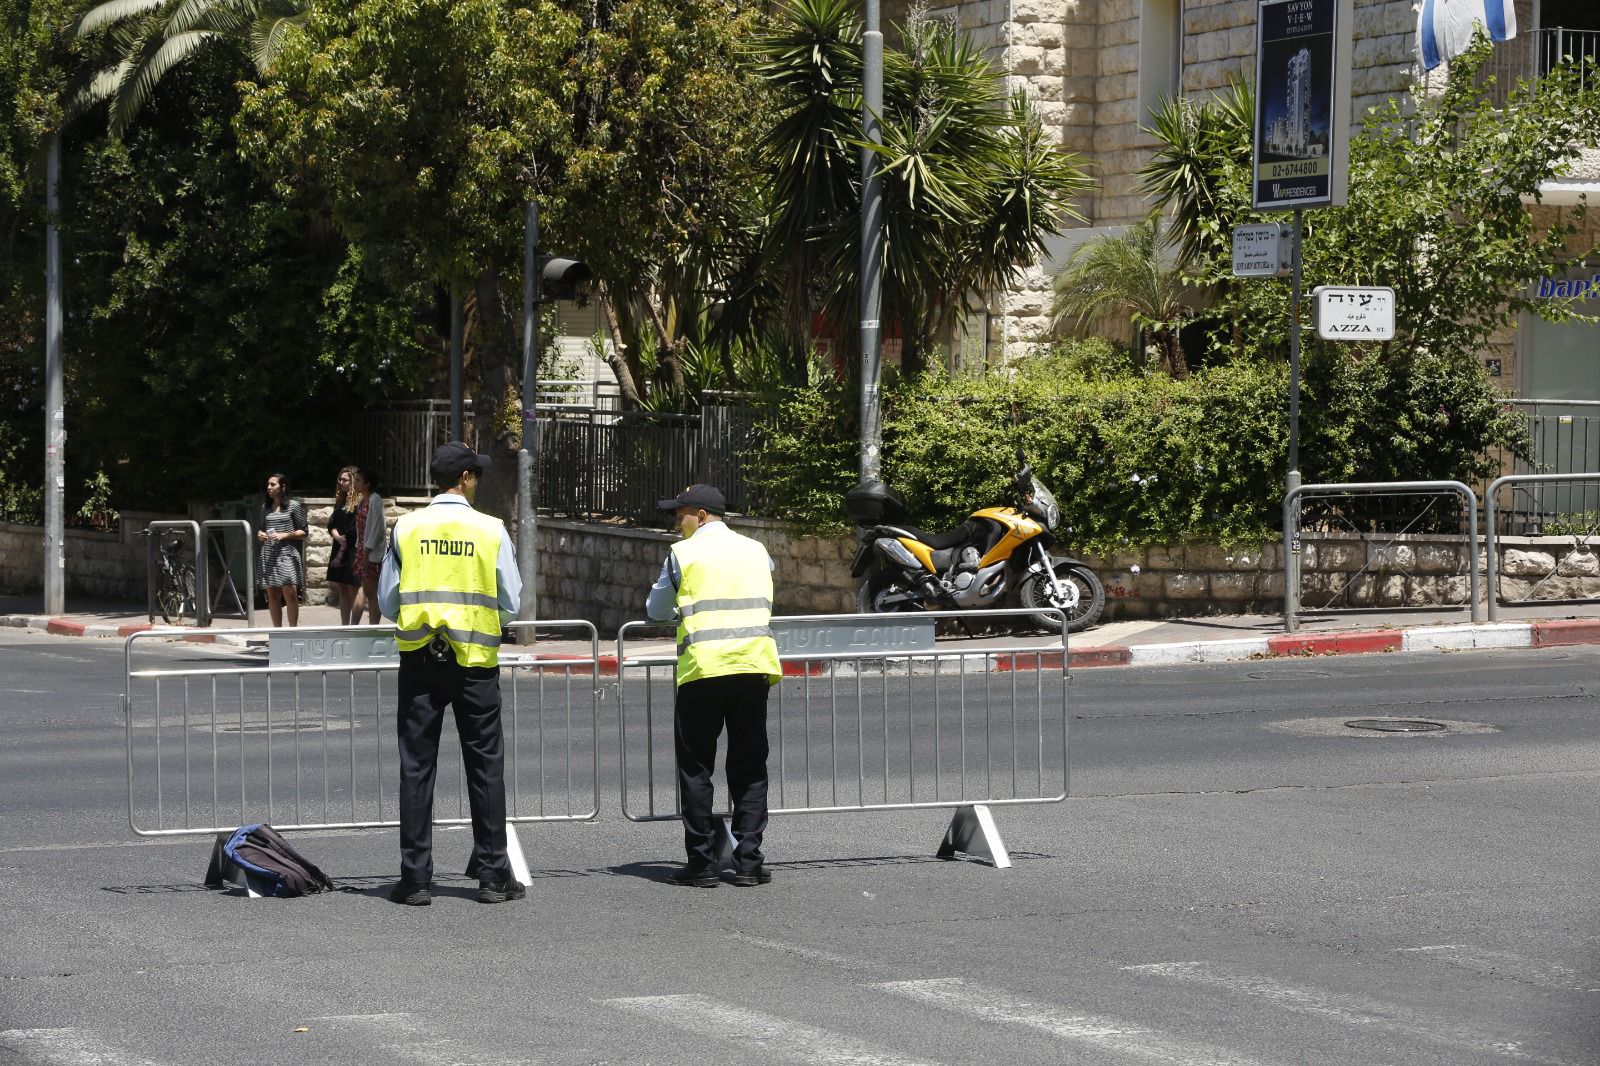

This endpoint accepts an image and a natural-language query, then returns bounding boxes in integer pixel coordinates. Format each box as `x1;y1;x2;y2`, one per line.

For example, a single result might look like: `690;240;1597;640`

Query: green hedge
750;344;1526;551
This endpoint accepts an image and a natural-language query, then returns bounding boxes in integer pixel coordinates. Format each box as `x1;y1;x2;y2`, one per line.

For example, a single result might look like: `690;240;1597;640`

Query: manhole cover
1345;718;1446;733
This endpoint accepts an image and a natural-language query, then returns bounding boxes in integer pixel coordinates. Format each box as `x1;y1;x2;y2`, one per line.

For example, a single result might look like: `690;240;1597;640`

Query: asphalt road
3;629;1599;1065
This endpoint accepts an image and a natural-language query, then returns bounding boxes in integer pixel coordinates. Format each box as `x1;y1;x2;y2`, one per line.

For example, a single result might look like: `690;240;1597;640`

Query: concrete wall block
1367;543;1416;572
1377;574;1407;607
1311;541;1364;572
1346;574;1376;607
1145;544;1184;571
1503;548;1556;576
1211;572;1257;602
1164;573;1208;599
1413;543;1460;574
1555;547;1600;577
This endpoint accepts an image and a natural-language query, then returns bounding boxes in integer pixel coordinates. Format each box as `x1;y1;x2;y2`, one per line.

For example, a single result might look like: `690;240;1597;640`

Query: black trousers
396;648;508;885
674;674;772;871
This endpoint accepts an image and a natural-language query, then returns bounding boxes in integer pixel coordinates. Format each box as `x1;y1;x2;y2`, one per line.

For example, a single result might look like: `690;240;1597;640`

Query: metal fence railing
1486;400;1600;533
125;621;602;887
1283;481;1483;633
1477;26;1600;106
361;390;761;518
1485;473;1600;620
615;608;1070;867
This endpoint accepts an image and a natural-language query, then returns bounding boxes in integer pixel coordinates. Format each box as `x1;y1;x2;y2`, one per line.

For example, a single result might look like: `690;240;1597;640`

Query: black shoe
387;881;431;906
477;878;526;904
732;866;772;887
670;865;720;888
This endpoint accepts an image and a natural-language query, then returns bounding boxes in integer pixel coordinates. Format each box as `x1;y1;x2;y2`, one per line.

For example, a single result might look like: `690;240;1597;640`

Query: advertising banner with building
1253;0;1353;210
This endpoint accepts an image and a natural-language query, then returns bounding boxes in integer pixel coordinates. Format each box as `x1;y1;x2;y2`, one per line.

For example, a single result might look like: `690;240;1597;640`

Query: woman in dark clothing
326;465;362;624
257;472;307;627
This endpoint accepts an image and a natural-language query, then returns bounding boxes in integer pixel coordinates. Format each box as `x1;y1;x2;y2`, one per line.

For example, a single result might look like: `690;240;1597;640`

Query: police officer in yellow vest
647;484;782;887
377;442;524;906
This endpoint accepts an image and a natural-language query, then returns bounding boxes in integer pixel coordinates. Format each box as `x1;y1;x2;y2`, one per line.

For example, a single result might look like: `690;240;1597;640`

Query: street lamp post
518;200;540;624
858;0;884;483
43;132;64;616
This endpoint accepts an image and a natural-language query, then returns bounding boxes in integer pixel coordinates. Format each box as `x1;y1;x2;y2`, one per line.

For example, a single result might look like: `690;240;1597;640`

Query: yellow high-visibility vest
392;503;506;668
671;525;781;687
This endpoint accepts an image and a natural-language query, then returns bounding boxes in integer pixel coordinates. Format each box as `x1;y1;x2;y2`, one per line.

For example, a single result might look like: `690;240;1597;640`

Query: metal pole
858;0;884;483
449;295;464;441
517;199;539;623
1283;208;1304;632
43;133;64;616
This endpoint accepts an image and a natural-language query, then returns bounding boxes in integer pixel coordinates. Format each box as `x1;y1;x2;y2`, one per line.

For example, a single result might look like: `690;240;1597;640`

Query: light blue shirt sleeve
496;526;522;623
377;538;401;622
645;553;680;623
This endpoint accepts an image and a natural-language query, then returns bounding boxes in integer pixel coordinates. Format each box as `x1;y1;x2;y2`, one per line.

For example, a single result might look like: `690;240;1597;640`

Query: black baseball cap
430;441;492;483
657;484;726;515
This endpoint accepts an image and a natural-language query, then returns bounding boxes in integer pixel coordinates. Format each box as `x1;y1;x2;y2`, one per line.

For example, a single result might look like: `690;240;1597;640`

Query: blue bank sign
1536;274;1600;301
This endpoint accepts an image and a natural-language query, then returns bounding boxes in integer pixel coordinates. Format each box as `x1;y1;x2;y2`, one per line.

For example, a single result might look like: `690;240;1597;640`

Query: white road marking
727;932;879;972
312;1013;536;1066
874;978;1268;1066
604;994;942;1066
1398;945;1600;993
1123;961;1585;1065
0;1029;168;1066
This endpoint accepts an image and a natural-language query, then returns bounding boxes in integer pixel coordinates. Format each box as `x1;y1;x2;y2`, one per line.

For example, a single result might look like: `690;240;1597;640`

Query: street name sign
1232;223;1292;278
1313;285;1395;340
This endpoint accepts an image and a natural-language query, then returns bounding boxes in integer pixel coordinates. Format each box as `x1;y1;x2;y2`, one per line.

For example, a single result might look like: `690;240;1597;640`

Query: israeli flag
1417;0;1517;71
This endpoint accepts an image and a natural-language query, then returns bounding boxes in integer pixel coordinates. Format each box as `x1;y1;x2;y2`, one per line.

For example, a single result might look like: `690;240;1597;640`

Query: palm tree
1050;212;1196;379
67;0;309;136
723;0;1091;378
1137;75;1254;268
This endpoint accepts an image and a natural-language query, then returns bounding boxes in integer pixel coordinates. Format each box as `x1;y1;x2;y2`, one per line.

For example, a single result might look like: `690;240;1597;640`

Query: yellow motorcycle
846;458;1105;633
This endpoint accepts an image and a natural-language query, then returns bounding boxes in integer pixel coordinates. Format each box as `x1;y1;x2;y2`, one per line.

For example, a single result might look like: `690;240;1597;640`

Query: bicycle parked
143;529;196;624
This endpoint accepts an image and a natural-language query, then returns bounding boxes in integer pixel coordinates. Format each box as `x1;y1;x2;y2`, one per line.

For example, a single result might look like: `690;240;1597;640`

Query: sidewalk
7;592;1600;670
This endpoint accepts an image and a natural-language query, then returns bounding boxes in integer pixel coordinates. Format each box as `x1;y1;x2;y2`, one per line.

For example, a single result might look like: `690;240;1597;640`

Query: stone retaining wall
10;510;1595;625
0;511;181;600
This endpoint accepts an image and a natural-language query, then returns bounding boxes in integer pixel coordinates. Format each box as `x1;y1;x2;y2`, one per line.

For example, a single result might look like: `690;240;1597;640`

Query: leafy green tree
58;47;430;507
1145;37;1600;374
239;0;767;511
728;0;1091;378
1050;212;1197;379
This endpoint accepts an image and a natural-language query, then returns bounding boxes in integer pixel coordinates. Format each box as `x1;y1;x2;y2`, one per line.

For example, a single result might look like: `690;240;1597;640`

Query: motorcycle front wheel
1020;562;1104;633
856;566;919;614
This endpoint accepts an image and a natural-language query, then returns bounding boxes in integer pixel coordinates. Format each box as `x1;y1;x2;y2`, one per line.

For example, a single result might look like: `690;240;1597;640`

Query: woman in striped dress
257;473;307;627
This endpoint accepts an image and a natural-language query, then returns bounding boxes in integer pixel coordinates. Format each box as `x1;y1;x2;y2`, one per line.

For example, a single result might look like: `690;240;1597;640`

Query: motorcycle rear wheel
1020;562;1104;633
856;567;919;614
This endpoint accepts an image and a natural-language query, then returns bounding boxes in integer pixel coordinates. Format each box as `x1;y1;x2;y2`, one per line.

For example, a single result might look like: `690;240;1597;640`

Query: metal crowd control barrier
1486;473;1600;621
1283;481;1481;633
144;520;202;626
123;621;601;891
615;608;1070;870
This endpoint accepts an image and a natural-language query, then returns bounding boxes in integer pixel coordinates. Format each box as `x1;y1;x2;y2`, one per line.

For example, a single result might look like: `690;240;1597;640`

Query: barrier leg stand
203;832;229;889
505;821;532;887
937;804;1012;869
716;816;737;874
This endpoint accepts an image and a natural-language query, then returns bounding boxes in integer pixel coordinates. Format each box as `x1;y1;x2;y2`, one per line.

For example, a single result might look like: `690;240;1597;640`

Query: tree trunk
599;290;646;409
471;269;519;523
1164;329;1190;380
642;293;685;395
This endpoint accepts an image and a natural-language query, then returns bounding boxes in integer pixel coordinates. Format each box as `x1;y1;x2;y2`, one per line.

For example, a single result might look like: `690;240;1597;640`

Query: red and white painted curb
8;613;1600;670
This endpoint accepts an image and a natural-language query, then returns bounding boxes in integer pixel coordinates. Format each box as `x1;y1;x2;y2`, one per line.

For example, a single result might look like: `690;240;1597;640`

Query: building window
1138;0;1182;123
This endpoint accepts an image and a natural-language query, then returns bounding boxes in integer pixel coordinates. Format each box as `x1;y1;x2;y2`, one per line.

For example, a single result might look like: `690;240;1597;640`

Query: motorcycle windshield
1026;476;1061;531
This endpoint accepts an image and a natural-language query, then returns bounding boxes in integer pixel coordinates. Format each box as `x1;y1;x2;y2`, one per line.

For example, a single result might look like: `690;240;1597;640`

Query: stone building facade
885;0;1600;388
